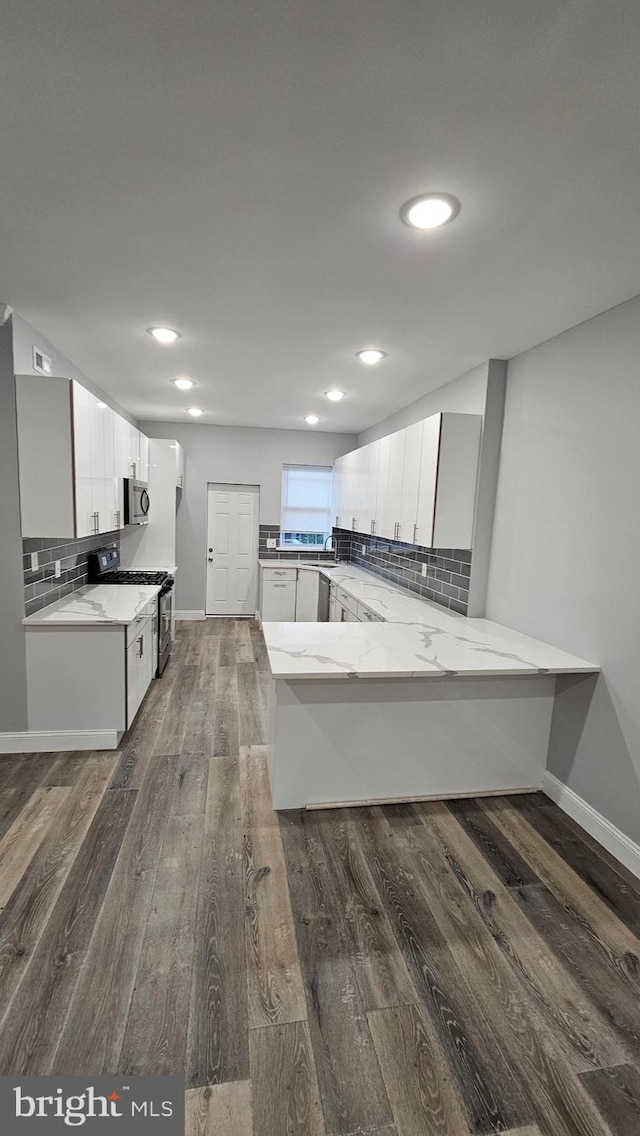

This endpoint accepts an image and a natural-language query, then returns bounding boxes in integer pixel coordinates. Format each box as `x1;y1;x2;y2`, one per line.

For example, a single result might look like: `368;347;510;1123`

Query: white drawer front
336;587;358;616
357;602;384;623
262;567;298;581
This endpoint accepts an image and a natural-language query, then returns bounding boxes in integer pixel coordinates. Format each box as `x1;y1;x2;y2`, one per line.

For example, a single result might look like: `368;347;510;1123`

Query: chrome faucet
323;534;334;551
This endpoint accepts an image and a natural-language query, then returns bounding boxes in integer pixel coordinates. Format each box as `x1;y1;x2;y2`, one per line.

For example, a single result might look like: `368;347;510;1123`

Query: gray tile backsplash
259;523;471;614
333;527;471;615
258;525;338;562
22;532;120;618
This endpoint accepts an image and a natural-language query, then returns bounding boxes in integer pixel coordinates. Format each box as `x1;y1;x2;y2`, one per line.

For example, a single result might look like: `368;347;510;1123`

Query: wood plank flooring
0;618;639;1135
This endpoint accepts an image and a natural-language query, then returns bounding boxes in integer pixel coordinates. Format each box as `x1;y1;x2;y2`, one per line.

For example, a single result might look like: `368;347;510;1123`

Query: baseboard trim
0;730;120;754
175;610;206;621
542;771;640;880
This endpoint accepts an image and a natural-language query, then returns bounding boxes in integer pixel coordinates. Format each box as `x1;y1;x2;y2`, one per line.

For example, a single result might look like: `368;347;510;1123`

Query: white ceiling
1;0;639;433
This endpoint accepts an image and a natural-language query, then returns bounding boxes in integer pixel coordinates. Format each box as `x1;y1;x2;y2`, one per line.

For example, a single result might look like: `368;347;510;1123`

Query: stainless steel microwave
123;478;150;525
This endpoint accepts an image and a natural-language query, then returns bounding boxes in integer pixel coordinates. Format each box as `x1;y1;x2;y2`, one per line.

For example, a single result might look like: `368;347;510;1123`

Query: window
280;464;333;547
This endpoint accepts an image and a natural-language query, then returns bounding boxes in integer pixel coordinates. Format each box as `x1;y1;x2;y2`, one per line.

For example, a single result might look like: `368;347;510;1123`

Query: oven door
125;479;150;525
158;587;173;675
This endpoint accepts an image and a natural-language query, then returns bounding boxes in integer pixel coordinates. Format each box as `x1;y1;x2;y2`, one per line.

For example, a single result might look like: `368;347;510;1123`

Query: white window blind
281;464;333;536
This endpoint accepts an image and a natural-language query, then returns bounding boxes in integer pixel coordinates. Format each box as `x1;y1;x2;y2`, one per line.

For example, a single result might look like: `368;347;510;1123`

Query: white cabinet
332;454;346;528
139;432;150;483
72;382;120;536
174;441;185;488
262;579;297;621
333;411;481;551
16;374;149;539
295;570;320;620
126;611;154;727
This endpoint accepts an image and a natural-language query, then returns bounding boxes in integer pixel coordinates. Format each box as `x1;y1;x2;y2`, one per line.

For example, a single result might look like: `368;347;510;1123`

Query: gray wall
356;362;490;447
139;421;356;612
486;293;640;844
12;313;136;426
0;314;28;729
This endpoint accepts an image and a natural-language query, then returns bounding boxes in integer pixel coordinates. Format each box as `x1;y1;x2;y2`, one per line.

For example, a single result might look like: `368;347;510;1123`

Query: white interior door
206;484;259;616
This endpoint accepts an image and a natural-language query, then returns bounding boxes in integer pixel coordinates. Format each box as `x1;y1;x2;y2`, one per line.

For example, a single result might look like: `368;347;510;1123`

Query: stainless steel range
88;548;175;675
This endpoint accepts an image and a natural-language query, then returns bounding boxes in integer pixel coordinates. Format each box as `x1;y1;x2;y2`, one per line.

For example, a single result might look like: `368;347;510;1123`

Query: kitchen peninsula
261;564;599;809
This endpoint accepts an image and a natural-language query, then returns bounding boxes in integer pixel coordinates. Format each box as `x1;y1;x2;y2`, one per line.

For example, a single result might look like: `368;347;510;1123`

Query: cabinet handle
351;516;356;530
393;521;399;539
273;584;287;588
115;510;121;528
92;511;99;534
370;519;376;534
138;634;144;658
413;524;418;544
335;515;340;527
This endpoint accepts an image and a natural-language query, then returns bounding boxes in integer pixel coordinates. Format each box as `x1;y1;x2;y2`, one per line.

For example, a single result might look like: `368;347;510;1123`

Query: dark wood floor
1;619;639;1135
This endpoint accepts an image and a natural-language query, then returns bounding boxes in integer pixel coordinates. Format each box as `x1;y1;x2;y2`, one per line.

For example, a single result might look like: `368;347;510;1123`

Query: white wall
356;362;490;447
138;421;356;612
486;294;640;844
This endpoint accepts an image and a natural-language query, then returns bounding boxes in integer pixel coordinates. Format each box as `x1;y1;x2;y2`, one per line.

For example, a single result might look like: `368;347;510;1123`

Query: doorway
206;484;260;616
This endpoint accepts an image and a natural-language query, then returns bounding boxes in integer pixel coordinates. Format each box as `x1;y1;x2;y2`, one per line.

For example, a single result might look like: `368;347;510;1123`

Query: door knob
208;557;213;562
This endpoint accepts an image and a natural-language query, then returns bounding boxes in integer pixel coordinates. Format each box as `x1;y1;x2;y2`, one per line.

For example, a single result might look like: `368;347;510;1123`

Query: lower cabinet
262;579;297;621
126;611;155;728
25;600;158;737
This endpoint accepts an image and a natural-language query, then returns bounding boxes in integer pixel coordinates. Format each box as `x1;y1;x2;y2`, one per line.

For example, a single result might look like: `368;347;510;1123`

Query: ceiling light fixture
173;376;194;390
304;415;320;425
325;390;345;401
96;402;107;409
400;193;461;230
356;349;386;366
148;326;182;344
187;407;203;417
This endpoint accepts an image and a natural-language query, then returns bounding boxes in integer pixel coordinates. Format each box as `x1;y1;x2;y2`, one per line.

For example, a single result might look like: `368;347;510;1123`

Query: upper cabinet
174;441;185;489
332;411;481;550
15;374;150;539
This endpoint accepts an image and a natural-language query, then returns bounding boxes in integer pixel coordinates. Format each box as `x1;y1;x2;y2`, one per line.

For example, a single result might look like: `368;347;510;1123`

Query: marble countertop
260;562;600;679
23;584;161;627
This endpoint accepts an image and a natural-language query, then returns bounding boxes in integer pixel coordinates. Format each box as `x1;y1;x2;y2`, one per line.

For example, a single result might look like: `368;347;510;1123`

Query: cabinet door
72;382;97;538
295;570;320;620
126;616;154;727
139;433;150;483
129;427;142;480
397;421;423;544
340;449;360;533
261;579;297;621
432;413;482;549
332;456;344;528
174;441;185;488
329;595;339;622
99;404;120;533
377;431;403;540
364;441;380;536
414;414;442;549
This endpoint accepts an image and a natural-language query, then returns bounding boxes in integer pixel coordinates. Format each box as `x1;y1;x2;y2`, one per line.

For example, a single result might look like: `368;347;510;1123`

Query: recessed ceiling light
173;376;194;390
400;193;461;230
187;407;203;417
356;349;386;366
96;401;107;409
148;326;181;344
304;415;320;425
325;390;345;401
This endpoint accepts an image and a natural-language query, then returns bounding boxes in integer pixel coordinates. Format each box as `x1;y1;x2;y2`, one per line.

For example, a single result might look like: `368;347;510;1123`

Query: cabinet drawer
357;602;384;623
335;587;358;616
262;567;298;581
127;607;155;647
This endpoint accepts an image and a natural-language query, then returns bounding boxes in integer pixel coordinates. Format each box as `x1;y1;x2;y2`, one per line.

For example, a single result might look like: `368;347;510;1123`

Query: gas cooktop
100;570;170;586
